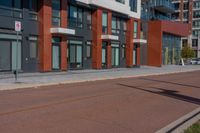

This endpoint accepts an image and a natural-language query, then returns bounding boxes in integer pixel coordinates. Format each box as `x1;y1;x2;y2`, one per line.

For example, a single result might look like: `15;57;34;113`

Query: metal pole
15;31;19;82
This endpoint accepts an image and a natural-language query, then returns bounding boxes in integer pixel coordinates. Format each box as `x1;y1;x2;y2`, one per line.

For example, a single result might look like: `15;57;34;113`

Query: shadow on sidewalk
139;78;200;89
118;84;200;106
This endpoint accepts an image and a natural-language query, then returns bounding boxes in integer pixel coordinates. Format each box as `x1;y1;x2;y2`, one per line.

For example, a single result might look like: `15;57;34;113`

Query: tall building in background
0;0;143;73
172;0;200;58
140;0;189;66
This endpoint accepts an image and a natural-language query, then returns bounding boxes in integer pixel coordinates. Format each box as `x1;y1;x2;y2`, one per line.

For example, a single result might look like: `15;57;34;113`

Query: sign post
14;21;21;82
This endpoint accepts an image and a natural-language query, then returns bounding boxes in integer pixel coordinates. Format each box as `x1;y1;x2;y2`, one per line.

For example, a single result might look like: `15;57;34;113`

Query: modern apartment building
141;0;190;66
172;0;200;58
0;0;143;73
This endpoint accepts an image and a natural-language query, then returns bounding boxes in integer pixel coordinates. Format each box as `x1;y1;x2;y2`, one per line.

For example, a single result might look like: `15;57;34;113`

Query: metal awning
50;28;75;35
133;39;147;44
101;35;119;41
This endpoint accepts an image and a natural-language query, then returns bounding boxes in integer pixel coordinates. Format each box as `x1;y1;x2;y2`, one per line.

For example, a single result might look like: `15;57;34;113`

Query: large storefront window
102;12;108;34
0;38;22;71
68;5;83;28
68;40;83;69
162;34;181;65
52;0;61;27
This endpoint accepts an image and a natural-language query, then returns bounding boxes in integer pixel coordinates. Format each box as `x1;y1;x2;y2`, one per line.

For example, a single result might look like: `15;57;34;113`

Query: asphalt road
0;71;200;133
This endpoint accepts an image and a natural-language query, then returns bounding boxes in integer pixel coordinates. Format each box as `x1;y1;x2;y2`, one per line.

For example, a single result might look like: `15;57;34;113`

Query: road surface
0;71;199;133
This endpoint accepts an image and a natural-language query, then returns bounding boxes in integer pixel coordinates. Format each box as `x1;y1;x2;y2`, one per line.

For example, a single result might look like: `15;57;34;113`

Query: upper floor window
102;12;108;34
0;0;22;9
68;5;83;28
86;11;92;30
112;16;120;34
29;0;38;12
52;0;61;27
134;21;138;39
115;0;125;4
122;20;127;35
129;0;137;12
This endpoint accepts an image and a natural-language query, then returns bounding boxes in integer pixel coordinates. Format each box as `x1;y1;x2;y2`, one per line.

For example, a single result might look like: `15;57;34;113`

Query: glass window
86;11;92;30
112;16;120;34
102;12;108;34
86;41;92;58
0;0;12;7
122;44;125;59
134;21;138;38
14;0;21;8
129;0;137;12
12;41;22;70
30;42;37;58
52;0;61;27
29;0;38;12
68;5;83;28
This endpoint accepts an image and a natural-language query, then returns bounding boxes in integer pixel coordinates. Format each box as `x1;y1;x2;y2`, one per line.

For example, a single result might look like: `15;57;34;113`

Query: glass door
52;45;60;70
111;43;120;67
133;44;137;66
102;42;107;68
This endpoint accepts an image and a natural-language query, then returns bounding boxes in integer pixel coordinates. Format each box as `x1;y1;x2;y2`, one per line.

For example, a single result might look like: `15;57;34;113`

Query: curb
0;68;200;91
155;107;200;133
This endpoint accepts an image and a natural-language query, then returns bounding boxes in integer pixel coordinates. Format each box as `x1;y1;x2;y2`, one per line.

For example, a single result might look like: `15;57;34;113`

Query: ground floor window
68;40;83;69
162;34;181;65
0;40;21;71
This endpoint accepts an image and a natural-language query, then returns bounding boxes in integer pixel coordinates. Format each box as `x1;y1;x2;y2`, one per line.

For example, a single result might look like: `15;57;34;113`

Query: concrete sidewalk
0;65;200;91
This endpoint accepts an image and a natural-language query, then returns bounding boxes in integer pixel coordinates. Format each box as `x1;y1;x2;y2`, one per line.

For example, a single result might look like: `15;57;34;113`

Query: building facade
172;0;200;58
0;0;143;73
141;0;189;66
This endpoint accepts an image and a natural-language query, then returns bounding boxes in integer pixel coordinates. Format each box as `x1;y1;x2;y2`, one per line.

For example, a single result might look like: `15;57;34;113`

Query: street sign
15;21;21;32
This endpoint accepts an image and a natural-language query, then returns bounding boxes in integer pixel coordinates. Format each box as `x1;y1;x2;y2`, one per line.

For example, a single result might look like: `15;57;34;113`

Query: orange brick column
38;0;52;72
136;19;141;66
92;9;103;69
106;11;112;69
107;44;112;69
60;0;67;71
126;18;134;67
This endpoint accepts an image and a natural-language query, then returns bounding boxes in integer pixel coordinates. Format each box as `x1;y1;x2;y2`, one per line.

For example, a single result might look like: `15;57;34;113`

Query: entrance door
102;42;107;68
69;40;83;69
111;43;120;67
52;45;60;70
133;44;137;66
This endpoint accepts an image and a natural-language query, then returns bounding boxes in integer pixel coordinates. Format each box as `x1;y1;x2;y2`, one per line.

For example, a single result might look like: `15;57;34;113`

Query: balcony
150;0;175;13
